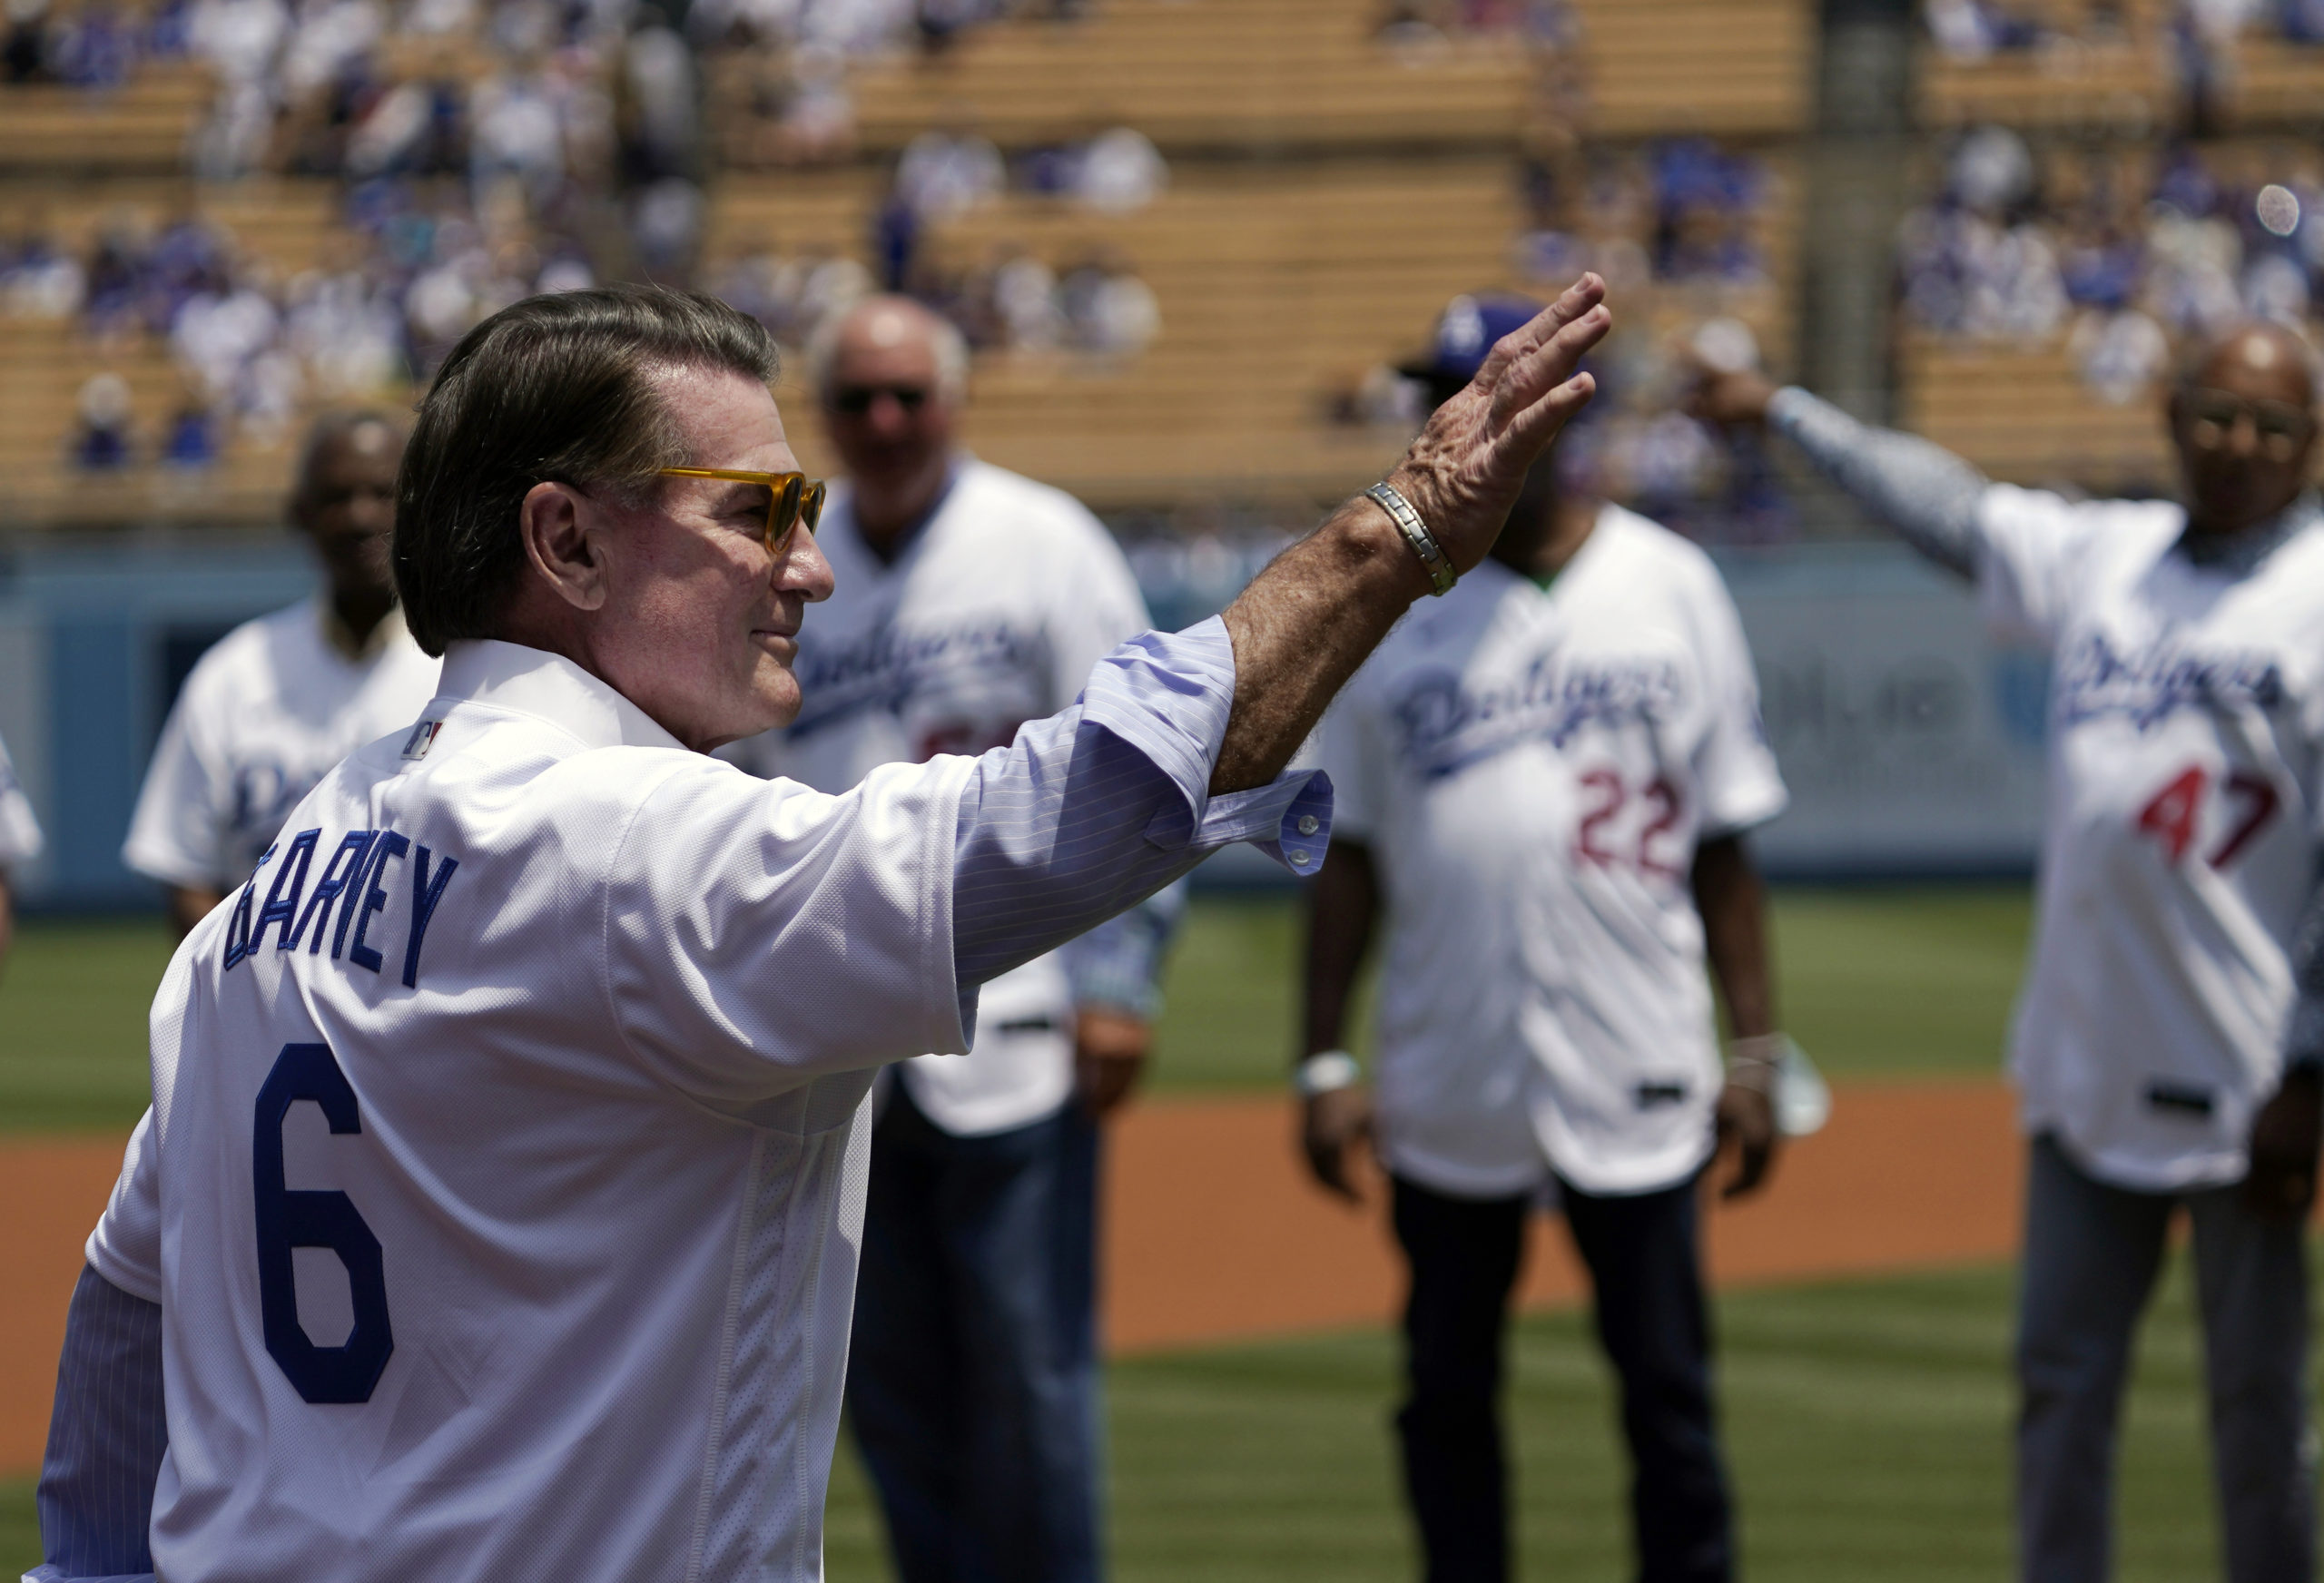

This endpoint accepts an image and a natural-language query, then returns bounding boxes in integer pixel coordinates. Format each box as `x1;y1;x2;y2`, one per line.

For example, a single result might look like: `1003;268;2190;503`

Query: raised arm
1694;373;1991;579
951;277;1611;996
1210;275;1610;792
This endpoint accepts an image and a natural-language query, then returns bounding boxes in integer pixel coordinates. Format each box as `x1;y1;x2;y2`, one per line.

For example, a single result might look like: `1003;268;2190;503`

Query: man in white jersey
30;276;1613;1583
1699;321;2324;1583
1303;296;1787;1583
123;412;440;936
0;728;44;972
725;297;1176;1582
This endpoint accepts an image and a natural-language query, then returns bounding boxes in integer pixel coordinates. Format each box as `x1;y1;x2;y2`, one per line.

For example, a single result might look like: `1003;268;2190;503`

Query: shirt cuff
1079;615;1336;876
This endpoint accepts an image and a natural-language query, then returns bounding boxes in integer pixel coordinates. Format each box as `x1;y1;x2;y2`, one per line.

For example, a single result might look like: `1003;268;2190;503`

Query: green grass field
0;1263;2233;1581
0;886;2035;1136
7;884;2230;1579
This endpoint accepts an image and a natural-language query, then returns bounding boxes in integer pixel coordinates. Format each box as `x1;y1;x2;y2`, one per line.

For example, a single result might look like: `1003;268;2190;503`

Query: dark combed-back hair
393;284;781;656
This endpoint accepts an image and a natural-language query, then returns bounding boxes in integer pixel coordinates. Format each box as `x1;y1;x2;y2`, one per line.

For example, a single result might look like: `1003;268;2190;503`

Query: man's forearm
1767;387;1989;579
1693;835;1775;1041
1215;275;1611;794
1301;841;1380;1057
952;621;1328;995
1213;501;1426;795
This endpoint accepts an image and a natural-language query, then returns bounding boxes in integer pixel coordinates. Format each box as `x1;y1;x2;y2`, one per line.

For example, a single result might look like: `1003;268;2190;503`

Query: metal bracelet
1295;1049;1363;1097
1724;1034;1787;1096
1364;481;1456;597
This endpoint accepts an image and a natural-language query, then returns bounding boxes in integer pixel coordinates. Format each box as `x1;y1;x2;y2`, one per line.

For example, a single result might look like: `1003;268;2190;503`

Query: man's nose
2226;413;2260;460
869;393;911;435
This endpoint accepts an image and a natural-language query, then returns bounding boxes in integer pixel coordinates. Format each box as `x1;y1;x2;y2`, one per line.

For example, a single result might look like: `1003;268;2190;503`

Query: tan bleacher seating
732;0;1533;158
0;176;355;526
1915;0;2174;130
0;61;211;172
1563;0;1816;137
708;151;1800;509
1896;332;2170;489
2218;31;2324;127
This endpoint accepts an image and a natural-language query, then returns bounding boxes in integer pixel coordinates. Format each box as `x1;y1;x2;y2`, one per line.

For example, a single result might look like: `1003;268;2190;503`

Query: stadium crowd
1899;124;2324;404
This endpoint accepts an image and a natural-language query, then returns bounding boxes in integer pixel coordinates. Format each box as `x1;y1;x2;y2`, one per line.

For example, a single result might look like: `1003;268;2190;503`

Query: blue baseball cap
1401;293;1545;384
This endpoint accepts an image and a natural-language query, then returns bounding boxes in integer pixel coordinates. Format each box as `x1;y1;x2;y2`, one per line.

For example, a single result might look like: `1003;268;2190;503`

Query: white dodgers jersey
1319;506;1787;1196
1976;487;2324;1189
123;597;442;890
87;639;972;1583
731;458;1150;1136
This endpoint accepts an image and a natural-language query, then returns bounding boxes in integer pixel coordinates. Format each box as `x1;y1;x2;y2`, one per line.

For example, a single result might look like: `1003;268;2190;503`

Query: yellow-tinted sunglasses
656;467;829;558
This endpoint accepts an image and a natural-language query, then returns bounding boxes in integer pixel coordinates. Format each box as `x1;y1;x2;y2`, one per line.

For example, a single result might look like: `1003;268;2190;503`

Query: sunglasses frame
827;383;933;417
2179;386;2318;458
655;467;828;558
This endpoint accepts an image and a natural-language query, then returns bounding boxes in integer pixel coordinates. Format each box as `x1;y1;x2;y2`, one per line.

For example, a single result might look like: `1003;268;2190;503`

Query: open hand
1074;1008;1152;1118
2244;1068;2322;1222
1687;367;1780;430
1300;1086;1375;1204
1714;1080;1780;1200
1384;273;1610;576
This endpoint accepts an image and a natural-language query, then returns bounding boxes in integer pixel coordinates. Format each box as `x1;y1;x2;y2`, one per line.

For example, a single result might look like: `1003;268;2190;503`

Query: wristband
1364;481;1456;596
1295;1049;1362;1097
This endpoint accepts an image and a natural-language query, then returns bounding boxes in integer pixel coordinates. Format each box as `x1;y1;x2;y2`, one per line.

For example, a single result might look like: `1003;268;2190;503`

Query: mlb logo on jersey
400;718;446;761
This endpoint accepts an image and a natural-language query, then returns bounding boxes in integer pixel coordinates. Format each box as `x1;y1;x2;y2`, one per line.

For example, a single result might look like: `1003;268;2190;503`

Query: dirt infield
0;1078;2024;1480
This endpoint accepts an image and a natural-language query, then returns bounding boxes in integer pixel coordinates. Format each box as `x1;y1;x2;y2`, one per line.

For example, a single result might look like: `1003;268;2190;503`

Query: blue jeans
1391;1171;1732;1583
2017;1134;2314;1583
848;1081;1104;1583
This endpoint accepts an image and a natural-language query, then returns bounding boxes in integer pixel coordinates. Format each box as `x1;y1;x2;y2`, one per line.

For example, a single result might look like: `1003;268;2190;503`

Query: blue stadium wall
0;536;2048;912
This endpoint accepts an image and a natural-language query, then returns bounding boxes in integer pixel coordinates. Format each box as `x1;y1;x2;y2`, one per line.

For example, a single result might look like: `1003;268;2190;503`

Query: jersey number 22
253;1042;395;1403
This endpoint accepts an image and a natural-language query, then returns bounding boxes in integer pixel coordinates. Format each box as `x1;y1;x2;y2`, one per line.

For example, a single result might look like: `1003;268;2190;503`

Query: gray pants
2018;1134;2315;1583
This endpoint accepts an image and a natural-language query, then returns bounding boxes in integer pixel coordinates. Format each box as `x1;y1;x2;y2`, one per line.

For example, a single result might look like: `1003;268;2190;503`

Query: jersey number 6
253;1042;395;1404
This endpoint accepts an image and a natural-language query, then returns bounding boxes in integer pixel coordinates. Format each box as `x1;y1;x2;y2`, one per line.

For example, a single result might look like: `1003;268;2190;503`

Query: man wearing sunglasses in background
724;293;1179;1583
1696;321;2324;1583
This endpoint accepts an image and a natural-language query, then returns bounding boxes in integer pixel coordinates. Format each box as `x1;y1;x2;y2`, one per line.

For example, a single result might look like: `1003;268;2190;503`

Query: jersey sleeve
84;1107;163;1305
1972;485;2114;649
600;752;979;1103
1045;509;1156;710
1314;690;1390;845
1687;564;1787;840
122;668;237;891
0;730;44;867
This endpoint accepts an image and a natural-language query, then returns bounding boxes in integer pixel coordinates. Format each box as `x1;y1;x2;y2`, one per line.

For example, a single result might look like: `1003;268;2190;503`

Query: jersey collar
2175;490;2320;578
433;640;689;753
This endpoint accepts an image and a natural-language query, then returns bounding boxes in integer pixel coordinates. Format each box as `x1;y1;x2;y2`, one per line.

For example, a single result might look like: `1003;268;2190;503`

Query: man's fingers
1472;273;1606;394
1490;302;1611;429
1492;372;1598;472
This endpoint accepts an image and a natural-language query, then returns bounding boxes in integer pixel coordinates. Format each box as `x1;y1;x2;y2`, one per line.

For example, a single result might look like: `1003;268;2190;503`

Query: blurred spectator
1075;125;1166;213
50;0;139;86
69;371;135;470
619;8;696;178
895;124;1003;221
1059;251;1159;355
0;228;84;319
5;0;51;82
162;400;221;467
2069;307;2171;404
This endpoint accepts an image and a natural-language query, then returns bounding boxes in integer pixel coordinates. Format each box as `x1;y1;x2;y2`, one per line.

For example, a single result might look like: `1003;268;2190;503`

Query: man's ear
518;481;609;613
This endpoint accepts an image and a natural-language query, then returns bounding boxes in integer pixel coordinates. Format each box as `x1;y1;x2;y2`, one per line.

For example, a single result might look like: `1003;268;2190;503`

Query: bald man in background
124;412;439;934
1699;323;2324;1583
726;296;1179;1583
